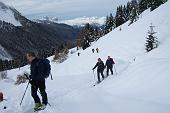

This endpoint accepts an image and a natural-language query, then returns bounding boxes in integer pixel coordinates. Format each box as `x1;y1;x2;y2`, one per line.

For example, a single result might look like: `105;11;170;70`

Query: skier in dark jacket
105;56;115;76
92;48;95;53
26;52;48;111
92;58;105;82
96;48;99;53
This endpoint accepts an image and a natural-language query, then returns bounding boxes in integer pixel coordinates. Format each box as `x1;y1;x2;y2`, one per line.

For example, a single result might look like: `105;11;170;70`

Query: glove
29;80;33;85
24;73;30;79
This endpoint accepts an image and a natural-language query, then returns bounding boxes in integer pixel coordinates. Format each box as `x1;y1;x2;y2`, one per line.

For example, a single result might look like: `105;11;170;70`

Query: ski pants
31;80;48;105
107;66;113;75
97;70;104;81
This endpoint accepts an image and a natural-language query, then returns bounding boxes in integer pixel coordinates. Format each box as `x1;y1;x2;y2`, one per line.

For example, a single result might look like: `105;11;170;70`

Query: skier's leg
110;67;113;75
101;71;105;79
38;81;48;106
31;81;41;104
106;67;109;76
97;71;101;82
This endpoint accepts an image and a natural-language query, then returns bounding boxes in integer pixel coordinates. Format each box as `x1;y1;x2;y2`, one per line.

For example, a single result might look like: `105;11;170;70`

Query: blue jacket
30;58;45;81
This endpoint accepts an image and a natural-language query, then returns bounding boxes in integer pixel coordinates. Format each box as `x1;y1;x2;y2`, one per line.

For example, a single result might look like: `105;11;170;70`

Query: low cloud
0;0;129;20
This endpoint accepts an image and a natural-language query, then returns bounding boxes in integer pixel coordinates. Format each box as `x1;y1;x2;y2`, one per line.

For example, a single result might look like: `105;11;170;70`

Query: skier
0;92;3;102
26;52;48;111
105;56;115;76
92;48;95;53
92;58;105;83
96;48;99;53
78;52;80;56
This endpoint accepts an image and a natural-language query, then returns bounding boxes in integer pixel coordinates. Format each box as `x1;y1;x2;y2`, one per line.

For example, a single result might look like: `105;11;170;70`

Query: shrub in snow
0;71;7;80
53;48;69;63
15;74;27;85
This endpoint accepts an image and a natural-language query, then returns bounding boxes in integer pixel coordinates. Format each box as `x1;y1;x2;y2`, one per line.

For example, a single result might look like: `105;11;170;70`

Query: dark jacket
30;58;45;81
93;61;105;72
105;58;115;68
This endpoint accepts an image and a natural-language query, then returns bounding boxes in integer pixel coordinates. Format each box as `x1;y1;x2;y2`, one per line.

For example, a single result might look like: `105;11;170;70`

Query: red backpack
0;92;3;101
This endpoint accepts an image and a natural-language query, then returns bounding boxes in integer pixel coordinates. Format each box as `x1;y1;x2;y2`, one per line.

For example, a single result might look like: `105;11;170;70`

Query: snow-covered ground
0;2;21;26
1;1;170;113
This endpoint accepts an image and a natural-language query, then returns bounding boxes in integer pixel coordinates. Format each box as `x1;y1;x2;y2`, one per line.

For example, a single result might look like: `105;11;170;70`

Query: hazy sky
0;0;129;20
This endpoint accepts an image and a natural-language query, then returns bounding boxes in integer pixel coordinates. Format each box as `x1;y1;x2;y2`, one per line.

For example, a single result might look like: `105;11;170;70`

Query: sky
0;0;129;20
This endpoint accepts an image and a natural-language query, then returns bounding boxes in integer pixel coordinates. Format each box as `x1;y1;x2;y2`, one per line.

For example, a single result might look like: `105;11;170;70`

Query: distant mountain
0;2;79;59
36;16;106;28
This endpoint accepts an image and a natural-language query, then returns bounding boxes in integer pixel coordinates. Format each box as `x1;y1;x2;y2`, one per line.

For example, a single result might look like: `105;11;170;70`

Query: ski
93;81;102;86
34;109;44;113
29;108;45;113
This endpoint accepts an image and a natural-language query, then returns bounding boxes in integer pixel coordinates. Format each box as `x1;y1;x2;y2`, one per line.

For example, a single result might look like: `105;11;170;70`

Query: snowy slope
0;2;21;26
1;1;170;113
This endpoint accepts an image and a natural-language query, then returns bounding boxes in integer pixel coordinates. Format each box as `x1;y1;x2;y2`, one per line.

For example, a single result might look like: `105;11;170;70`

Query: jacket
30;58;45;81
105;58;115;68
93;61;105;72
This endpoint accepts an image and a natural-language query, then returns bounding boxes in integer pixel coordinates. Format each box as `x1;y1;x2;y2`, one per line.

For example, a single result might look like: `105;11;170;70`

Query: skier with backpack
96;48;99;53
92;58;105;83
105;56;115;76
26;52;51;111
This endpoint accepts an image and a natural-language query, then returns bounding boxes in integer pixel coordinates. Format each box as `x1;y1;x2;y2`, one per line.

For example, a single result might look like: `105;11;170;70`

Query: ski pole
93;70;95;81
113;65;117;75
20;82;29;106
50;73;53;80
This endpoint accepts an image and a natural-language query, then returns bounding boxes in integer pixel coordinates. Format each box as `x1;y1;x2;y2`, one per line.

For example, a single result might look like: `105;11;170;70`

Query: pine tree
94;27;100;41
104;16;110;34
129;0;139;25
76;23;95;50
115;6;126;27
150;0;164;11
0;59;3;71
145;23;158;52
139;0;164;13
104;14;116;34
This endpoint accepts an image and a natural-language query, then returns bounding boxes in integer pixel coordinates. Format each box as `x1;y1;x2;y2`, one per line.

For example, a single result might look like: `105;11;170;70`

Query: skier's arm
93;63;98;70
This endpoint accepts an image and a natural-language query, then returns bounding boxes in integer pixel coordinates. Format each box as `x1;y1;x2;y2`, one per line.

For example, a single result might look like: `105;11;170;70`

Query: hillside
0;1;79;59
0;1;170;113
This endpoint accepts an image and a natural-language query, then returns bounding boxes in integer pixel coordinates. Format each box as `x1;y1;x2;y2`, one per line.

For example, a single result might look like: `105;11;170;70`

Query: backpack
110;58;115;64
39;59;53;80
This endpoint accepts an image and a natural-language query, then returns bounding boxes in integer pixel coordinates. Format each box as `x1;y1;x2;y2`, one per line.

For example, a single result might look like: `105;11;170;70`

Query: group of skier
92;56;115;83
78;48;99;56
92;48;99;53
1;51;116;112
